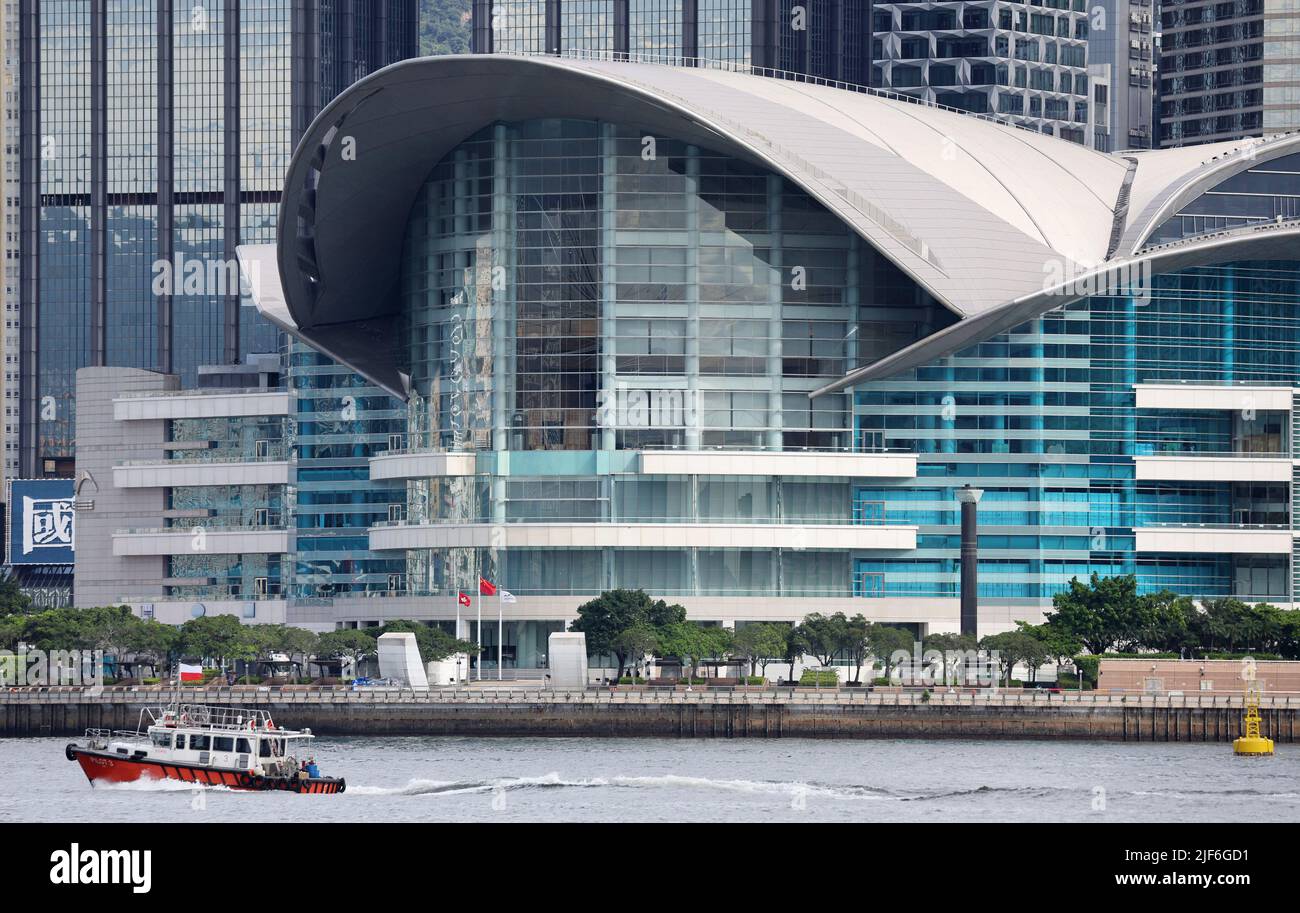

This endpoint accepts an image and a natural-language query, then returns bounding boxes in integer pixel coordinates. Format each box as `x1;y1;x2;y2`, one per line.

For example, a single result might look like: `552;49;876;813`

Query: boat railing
143;703;278;732
82;727;145;745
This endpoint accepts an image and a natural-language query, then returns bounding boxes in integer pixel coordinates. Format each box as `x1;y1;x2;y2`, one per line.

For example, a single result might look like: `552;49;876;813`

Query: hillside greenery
420;0;473;57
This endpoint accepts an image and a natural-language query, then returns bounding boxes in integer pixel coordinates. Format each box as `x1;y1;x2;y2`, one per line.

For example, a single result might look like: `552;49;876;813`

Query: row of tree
0;605;476;680
570;589;928;683
1045;574;1300;658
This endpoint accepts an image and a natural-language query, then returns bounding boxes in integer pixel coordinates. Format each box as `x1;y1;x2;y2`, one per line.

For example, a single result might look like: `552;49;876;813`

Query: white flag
500;589;517;603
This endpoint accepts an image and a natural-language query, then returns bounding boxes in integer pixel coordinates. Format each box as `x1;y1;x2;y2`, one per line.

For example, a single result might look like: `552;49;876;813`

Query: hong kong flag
458;592;471;607
479;577;497;597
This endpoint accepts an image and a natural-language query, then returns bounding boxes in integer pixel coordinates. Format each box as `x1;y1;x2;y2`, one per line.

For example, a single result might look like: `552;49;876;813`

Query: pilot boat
65;703;345;794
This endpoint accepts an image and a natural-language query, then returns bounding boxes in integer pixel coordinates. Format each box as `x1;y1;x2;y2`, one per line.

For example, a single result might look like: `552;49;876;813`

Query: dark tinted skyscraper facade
471;0;871;85
19;0;417;475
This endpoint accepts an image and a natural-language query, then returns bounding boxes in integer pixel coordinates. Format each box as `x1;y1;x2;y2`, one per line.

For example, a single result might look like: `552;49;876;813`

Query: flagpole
497;590;503;681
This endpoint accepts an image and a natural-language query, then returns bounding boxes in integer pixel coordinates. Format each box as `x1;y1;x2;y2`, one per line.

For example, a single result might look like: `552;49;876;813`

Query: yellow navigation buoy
1233;681;1274;756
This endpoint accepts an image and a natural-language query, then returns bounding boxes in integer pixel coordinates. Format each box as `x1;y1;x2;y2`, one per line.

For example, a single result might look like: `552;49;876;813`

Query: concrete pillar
957;484;983;636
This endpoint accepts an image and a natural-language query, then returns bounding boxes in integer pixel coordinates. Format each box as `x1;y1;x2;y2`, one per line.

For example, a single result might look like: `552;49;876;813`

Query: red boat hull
68;747;345;794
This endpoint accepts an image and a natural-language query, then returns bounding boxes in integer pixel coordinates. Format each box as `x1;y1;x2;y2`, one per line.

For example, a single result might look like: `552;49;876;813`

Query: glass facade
290;346;407;598
854;261;1300;606
394;116;942;602
22;1;418;473
1158;0;1300;146
378;114;1300;629
475;0;870;83
1146;151;1300;246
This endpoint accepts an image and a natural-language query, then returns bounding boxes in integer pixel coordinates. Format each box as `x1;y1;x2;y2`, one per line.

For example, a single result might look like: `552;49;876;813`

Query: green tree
731;622;791;678
980;630;1051;685
0;613;24;651
782;624;809;684
611;623;660;681
1013;621;1081;667
177;615;248;671
1135;590;1199;654
79;605;142;664
273;625;321;679
922;632;977;655
0;571;33;617
657;622;731;681
795;613;850;667
922;632;978;686
569;589;685;681
840;615;874;684
868;624;916;679
22;608;91;652
123;620;178;679
316;628;378;677
1045;573;1152;655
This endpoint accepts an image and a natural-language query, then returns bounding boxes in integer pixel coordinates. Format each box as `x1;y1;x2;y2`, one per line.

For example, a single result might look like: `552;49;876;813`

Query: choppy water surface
3;736;1297;823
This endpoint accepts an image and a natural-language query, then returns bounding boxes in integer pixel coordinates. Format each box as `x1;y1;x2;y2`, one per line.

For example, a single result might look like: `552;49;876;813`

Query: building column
223;0;241;365
957;485;982;636
685;144;701;449
157;0;174;374
600;123;617;452
766;173;783;451
90;0;106;367
491;124;510;535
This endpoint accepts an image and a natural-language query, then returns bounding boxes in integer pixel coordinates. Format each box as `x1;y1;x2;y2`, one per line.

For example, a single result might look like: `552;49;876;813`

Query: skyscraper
0;0;19;488
1158;0;1300;147
18;0;418;477
472;0;872;85
872;0;1155;150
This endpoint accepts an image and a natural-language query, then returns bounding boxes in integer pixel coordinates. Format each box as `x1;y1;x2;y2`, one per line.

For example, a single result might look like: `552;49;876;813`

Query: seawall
4;688;1297;742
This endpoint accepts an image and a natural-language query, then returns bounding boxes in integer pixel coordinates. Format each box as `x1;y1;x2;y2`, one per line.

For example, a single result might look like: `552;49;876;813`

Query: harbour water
4;736;1297;823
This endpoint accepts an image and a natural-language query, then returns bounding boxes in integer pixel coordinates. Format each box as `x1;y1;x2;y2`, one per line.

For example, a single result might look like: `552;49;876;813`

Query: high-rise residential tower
472;0;873;84
1159;0;1300;147
18;0;418;477
872;0;1155;149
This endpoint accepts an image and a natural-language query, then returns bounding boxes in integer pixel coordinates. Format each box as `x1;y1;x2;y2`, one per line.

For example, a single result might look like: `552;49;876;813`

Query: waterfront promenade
3;685;1296;742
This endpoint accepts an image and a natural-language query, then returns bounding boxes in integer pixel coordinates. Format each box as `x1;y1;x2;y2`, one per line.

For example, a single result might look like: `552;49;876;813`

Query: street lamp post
955;484;984;638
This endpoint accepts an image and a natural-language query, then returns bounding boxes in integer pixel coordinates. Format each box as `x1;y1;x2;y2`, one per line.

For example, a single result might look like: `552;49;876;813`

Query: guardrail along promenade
3;686;1296;742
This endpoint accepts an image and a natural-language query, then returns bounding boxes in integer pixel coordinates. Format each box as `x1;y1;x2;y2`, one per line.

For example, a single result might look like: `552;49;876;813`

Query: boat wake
347;772;903;801
94;777;235;794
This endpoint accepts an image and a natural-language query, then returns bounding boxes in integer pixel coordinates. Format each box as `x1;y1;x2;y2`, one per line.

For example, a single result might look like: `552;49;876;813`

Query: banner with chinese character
7;479;75;565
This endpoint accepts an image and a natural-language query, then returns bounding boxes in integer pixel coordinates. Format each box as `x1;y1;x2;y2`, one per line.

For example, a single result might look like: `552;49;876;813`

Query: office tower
1159;0;1300;147
18;0;418;478
471;0;872;85
0;0;17;487
1087;0;1155;150
241;54;1300;654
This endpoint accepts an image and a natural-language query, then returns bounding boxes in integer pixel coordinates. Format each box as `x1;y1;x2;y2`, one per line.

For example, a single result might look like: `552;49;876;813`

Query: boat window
236;738;252;754
258;738;271;757
190;734;211;751
150;732;172;748
214;736;235;752
175;734;187;750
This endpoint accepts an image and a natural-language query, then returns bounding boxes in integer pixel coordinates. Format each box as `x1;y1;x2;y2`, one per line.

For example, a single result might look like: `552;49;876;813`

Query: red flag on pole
479;577;497;596
458;592;471;607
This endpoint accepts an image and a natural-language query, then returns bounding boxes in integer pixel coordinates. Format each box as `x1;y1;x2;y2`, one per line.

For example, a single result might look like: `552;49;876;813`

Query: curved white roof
261;54;1300;399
